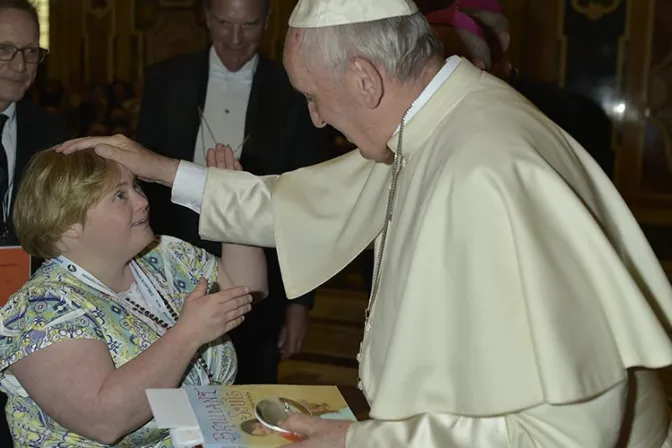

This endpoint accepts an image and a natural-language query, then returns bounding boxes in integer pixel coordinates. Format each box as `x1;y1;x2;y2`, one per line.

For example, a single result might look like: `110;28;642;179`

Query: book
148;385;357;447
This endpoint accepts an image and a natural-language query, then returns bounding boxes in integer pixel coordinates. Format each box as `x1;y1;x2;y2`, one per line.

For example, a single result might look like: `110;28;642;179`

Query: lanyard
51;256;175;325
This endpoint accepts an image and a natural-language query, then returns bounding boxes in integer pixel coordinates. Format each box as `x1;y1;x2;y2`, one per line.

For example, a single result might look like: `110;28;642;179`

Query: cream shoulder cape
200;59;672;415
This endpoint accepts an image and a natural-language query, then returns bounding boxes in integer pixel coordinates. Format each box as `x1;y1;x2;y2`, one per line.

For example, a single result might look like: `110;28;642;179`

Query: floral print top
0;236;237;447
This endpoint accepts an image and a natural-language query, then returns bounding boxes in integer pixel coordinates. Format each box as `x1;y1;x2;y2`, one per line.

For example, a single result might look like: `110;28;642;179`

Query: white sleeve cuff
171;161;207;214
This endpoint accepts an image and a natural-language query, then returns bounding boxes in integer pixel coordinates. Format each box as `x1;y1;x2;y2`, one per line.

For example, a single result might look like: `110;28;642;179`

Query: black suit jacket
509;73;614;178
4;99;69;250
137;49;326;326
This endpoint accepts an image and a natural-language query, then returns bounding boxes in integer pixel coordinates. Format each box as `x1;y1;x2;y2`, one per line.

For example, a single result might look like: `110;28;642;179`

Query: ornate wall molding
571;0;622;21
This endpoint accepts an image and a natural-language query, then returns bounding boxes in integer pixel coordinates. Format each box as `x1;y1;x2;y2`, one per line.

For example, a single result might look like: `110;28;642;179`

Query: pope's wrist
157;157;180;187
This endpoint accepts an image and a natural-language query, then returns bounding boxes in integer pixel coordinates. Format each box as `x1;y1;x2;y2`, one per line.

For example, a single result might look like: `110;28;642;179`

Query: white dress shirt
193;46;257;167
173;56;462;213
1;101;17;219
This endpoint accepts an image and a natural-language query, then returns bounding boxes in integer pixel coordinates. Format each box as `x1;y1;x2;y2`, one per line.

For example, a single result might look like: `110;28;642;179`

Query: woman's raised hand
173;278;252;346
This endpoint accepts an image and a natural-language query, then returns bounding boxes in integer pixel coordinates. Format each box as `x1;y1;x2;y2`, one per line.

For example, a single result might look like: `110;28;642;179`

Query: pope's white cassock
169;1;672;446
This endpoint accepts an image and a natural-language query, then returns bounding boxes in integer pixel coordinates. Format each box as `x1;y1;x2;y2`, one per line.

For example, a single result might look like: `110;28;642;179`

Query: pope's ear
348;58;384;110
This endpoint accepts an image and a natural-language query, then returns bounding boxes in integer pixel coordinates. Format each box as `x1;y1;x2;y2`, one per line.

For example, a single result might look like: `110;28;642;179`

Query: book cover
184;385;357;447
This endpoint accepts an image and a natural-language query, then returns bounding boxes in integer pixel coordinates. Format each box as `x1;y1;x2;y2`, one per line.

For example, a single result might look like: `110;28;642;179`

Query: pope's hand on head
55;134;180;186
206;144;243;171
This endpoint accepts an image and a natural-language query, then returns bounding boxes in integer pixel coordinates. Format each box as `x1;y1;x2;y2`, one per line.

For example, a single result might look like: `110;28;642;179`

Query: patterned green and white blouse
0;235;237;447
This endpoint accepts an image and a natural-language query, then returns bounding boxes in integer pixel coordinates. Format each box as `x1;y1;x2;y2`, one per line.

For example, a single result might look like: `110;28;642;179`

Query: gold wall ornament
571;0;623;20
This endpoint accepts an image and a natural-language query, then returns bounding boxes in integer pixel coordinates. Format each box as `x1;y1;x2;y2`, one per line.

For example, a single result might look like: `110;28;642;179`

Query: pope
59;0;672;446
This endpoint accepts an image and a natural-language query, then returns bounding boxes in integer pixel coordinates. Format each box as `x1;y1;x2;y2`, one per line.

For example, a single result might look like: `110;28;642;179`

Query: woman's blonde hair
13;149;119;259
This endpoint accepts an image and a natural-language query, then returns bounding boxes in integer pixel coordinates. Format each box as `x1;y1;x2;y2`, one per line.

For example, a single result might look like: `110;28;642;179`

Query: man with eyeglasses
0;0;68;246
0;0;69;445
136;0;327;386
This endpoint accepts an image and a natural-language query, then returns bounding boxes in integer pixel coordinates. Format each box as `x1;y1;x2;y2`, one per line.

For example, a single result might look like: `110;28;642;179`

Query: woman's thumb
186;278;208;301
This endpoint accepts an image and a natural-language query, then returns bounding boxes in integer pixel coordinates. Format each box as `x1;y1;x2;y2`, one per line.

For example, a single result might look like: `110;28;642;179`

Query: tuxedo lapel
196;48;210;111
244;56;266;145
241;56;281;175
171;48;210;162
174;48;212;249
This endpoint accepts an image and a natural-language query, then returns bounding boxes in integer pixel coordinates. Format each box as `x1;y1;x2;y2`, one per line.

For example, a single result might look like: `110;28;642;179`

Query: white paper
146;388;204;448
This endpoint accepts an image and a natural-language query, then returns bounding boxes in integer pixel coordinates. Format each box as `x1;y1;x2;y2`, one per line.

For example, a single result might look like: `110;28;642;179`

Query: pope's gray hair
295;12;443;82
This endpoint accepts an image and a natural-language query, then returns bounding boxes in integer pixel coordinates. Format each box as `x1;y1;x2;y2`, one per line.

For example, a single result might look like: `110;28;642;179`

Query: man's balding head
204;0;270;72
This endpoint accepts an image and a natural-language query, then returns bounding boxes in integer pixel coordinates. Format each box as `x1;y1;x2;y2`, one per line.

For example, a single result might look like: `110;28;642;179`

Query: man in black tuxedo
136;0;326;384
0;0;69;445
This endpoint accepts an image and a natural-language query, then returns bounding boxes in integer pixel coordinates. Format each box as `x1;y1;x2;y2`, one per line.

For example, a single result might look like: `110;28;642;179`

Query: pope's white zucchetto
288;0;419;28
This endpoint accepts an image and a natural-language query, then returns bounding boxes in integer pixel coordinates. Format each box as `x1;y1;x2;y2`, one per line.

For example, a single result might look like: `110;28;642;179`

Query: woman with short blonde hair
0;148;268;447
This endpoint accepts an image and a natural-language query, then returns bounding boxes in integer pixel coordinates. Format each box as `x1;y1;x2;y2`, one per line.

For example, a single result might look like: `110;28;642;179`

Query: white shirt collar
393;56;461;135
209;46;258;83
1;102;17;124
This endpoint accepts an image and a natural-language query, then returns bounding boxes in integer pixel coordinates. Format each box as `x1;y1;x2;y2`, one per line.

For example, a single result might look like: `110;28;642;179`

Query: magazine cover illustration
185;384;356;447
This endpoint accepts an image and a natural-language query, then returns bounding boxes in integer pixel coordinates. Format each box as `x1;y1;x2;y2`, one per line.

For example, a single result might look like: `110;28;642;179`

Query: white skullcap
289;0;419;28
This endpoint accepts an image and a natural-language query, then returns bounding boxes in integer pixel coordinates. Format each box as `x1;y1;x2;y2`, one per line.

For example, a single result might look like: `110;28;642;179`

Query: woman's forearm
94;326;200;442
220;243;268;298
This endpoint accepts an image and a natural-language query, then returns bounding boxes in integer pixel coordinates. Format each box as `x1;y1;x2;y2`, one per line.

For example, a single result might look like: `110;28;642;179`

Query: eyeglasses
197;106;249;159
0;43;49;64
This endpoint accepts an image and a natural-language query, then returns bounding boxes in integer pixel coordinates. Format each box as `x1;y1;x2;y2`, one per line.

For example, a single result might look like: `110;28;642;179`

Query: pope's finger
277;414;319;436
59;137;117;154
53;137;91;153
93;144;126;162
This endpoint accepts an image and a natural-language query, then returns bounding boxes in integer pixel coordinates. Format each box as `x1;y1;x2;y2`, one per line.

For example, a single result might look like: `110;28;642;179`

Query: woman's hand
206;143;243;171
173;278;252;346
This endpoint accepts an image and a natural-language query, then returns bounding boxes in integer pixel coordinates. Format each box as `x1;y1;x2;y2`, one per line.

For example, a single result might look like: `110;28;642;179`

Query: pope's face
283;30;391;162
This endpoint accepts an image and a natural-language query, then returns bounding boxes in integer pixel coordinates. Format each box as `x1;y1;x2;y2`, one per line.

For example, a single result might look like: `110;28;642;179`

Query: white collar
393;56;461;135
1;101;17;124
209;46;258;81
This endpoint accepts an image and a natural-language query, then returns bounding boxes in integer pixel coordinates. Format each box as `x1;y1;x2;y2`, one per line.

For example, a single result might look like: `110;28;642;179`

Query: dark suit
137;49;326;384
509;72;614;178
0;99;69;447
3;100;69;248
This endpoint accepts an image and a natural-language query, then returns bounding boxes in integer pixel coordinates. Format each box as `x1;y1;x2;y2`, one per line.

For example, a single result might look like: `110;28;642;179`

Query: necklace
122;292;214;383
50;256;214;384
357;109;409;390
